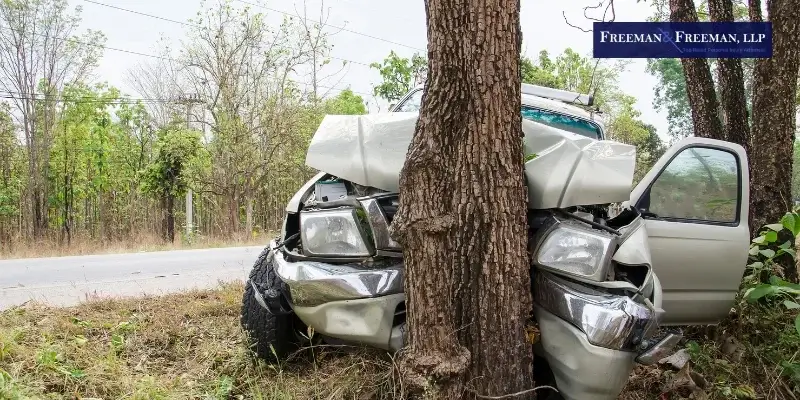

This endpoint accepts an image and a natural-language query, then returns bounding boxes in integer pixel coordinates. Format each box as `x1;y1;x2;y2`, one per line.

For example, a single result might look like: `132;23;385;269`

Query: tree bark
708;0;751;150
749;0;800;234
246;195;254;237
670;0;725;140
392;0;533;398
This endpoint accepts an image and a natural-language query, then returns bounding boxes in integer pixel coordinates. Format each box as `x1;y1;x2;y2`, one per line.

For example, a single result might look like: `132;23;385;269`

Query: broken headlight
535;222;616;282
299;208;373;257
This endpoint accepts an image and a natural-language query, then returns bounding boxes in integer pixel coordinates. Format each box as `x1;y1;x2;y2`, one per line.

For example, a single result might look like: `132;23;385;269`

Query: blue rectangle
593;22;772;59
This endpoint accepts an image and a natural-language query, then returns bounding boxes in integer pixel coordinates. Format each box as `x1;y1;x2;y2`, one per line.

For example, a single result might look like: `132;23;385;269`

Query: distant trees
0;0;105;239
0;0;369;252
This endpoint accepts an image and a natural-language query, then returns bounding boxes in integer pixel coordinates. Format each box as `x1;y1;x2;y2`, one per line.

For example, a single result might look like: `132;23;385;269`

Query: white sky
73;0;670;139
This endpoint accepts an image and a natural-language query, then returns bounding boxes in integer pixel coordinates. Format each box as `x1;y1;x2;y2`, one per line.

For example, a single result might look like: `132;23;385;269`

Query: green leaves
370;51;427;103
745;284;778;301
785;300;800;309
782;212;800;237
745;214;800;341
141;123;203;198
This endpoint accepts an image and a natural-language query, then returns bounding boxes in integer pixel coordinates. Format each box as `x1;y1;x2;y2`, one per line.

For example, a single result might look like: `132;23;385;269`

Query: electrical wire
0;1;391;102
229;0;426;52
80;0;379;67
0;24;175;62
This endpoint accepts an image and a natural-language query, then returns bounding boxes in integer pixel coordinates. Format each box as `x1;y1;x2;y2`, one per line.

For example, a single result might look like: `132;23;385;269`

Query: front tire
240;247;298;363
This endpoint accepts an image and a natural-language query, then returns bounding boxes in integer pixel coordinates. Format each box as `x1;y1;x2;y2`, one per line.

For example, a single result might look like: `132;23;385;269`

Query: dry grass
620;301;800;400
0;232;271;260
2;283;796;399
0;282;398;399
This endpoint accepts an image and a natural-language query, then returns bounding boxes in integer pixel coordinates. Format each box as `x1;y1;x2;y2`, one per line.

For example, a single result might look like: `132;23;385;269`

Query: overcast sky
72;0;670;138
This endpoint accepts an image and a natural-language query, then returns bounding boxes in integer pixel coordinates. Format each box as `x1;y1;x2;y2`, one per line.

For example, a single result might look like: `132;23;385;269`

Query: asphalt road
0;245;265;310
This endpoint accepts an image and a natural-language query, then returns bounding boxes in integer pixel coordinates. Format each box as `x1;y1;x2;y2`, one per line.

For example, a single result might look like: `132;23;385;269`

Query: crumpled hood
305;112;636;209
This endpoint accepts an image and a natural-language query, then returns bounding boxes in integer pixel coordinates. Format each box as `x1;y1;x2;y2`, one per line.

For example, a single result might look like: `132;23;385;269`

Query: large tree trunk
708;0;750;150
749;0;800;234
670;0;725;140
391;0;533;398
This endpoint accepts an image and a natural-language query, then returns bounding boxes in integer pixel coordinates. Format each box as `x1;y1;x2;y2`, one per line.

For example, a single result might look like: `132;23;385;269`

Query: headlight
300;208;373;257
536;222;616;282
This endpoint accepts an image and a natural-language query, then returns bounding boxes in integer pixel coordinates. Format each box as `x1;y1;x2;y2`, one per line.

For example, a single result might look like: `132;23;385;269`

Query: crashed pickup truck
240;84;750;400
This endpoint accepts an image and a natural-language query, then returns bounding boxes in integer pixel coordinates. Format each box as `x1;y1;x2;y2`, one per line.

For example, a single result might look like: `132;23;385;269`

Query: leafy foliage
141;124;203;199
646;58;694;140
369;51;427;103
744;210;800;335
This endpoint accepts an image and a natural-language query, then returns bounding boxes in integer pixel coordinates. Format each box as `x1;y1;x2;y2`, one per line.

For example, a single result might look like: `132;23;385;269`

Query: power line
79;0;377;67
81;0;191;27
0;24;174;62
230;0;425;52
0;25;373;98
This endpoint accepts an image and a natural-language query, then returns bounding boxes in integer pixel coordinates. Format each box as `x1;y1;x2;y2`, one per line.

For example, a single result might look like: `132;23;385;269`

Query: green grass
0;283;398;399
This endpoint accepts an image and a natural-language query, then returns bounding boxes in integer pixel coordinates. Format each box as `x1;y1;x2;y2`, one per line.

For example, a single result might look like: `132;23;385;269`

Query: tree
792;139;800;202
648;0;800;142
747;0;800;233
48;83;120;244
646;58;693;140
668;0;724;141
605;93;665;180
0;0;104;239
142;123;202;243
370;51;428;104
521;51;561;88
321;88;367;115
178;0;317;236
0;103;22;248
664;0;800;235
520;48;624;108
391;0;533;397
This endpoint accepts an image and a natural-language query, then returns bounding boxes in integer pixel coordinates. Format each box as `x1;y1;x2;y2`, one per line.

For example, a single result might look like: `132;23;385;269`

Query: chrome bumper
270;241;405;351
533;271;680;400
271;241;404;307
533;271;658;351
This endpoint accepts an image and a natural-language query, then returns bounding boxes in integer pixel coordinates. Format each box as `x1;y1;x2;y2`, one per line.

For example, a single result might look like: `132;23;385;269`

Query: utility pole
176;93;203;241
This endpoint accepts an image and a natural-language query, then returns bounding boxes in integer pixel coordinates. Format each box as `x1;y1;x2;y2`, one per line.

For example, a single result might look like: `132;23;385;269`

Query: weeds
0;231;270;260
623;210;800;400
0;282;397;399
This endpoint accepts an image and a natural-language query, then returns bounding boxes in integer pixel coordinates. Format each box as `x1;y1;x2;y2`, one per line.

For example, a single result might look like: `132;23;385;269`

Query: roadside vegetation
622;209;800;400
0;233;269;260
0;283;398;399
3;211;800;399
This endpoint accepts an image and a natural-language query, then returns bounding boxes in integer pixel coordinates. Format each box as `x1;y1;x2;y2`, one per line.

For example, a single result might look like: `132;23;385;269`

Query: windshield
521;107;602;140
394;91;603;140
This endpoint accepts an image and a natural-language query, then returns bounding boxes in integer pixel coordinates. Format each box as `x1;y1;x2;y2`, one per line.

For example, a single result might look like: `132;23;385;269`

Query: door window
639;146;740;224
395;89;423;112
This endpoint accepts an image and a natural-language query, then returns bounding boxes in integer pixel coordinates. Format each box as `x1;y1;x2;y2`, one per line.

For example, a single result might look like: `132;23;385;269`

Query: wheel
240;247;301;363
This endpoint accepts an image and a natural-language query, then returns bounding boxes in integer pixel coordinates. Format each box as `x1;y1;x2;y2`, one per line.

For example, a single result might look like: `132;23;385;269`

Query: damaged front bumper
268;241;406;351
533;271;681;400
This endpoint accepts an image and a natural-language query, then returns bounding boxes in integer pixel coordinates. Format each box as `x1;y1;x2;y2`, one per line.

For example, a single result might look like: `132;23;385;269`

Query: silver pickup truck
240;84;750;400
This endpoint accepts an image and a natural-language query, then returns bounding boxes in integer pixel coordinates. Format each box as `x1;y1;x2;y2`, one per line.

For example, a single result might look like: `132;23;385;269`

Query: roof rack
521;83;594;107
